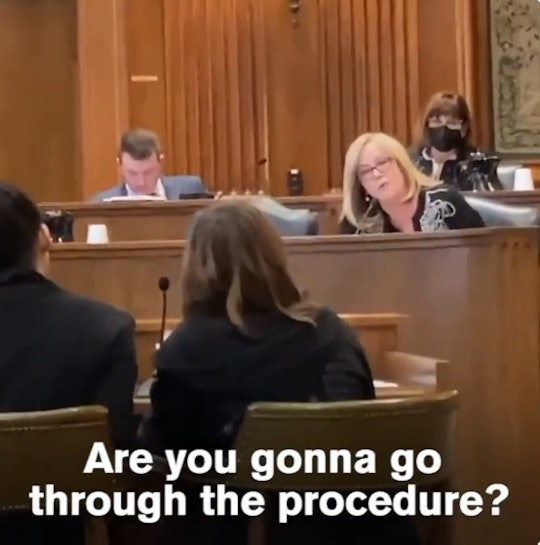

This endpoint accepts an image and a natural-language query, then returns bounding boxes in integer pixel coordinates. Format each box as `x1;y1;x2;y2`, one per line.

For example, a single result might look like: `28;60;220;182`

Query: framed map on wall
490;0;540;156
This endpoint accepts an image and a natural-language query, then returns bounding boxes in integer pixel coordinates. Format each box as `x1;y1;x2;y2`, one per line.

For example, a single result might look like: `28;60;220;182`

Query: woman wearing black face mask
409;92;489;190
428;121;465;153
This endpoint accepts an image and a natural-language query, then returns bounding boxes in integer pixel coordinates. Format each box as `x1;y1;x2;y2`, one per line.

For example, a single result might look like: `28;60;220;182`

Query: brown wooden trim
136;313;407;333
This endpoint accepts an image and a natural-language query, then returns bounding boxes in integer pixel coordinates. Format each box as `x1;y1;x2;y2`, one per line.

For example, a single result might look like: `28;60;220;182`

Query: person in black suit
139;202;419;545
0;181;137;544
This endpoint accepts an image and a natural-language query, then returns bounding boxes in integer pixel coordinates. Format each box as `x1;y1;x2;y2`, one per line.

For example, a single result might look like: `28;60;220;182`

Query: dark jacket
409;145;500;190
0;270;137;445
139;308;421;545
140;307;375;453
0;270;138;544
339;184;485;234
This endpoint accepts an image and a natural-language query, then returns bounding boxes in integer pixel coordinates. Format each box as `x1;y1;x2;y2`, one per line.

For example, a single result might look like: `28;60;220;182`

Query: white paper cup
513;168;535;191
86;224;109;244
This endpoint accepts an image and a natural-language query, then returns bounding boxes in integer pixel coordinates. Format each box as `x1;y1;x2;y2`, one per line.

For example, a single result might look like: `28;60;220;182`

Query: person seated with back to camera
409;91;496;190
138;202;422;545
139;201;375;454
338;131;485;234
0;181;137;545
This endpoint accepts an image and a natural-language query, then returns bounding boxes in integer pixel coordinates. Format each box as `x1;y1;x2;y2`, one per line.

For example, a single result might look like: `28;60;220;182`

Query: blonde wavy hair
181;201;317;330
340;132;435;232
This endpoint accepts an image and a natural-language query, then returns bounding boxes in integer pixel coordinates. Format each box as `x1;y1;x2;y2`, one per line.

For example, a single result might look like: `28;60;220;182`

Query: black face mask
427;126;464;152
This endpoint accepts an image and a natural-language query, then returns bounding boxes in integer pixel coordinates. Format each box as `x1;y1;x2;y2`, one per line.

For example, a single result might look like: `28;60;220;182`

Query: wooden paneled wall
0;0;492;201
0;0;79;202
164;0;269;194
104;0;487;198
320;0;420;191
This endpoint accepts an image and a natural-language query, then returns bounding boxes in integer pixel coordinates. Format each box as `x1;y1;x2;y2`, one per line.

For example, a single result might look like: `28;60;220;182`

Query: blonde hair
340;132;435;232
181;201;317;330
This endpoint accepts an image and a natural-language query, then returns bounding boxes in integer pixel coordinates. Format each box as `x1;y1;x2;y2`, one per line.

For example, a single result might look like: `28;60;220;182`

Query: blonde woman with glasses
339;132;485;234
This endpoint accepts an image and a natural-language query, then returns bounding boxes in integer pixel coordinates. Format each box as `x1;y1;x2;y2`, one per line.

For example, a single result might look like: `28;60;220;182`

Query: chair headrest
247;196;319;236
187;197;319;238
464;196;540;227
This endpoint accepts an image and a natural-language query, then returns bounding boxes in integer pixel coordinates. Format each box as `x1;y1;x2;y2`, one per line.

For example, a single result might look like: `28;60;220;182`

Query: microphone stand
158;276;170;349
142;277;171;391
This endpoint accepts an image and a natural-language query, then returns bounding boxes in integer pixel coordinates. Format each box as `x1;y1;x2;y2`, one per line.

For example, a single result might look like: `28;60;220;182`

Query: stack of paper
104;195;166;202
373;379;399;388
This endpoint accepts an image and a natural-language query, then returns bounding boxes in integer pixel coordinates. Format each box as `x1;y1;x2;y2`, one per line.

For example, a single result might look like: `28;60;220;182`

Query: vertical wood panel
393;0;409;138
185;0;202;174
405;0;420;135
77;0;128;198
197;0;214;185
1;0;494;201
455;0;474;101
163;1;186;172
262;0;328;195
238;0;258;188
467;0;493;150
416;0;492;150
252;0;270;191
164;0;266;193
322;0;343;190
225;0;243;189
322;0;420;190
366;1;382;129
0;0;79;202
352;0;369;132
114;0;490;197
417;0;459;106
124;0;168;157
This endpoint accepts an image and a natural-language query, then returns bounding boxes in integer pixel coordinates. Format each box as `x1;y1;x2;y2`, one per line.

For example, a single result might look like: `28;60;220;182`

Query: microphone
158;276;170;348
137;276;171;393
145;276;170;384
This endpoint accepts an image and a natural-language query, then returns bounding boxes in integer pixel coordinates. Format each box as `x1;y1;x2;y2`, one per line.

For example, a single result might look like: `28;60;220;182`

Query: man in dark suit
91;128;206;201
0;181;137;543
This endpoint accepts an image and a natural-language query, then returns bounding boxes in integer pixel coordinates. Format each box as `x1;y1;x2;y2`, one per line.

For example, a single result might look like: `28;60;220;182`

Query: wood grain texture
1;0;494;200
116;0;485;196
0;0;78;201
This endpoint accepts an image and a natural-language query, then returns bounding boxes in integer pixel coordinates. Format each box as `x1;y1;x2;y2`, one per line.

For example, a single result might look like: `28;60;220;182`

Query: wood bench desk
49;228;540;545
40;190;540;241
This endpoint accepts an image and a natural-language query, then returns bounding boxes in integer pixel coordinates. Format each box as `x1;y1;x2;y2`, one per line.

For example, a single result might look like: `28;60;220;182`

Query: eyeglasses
427;116;464;130
357;157;393;180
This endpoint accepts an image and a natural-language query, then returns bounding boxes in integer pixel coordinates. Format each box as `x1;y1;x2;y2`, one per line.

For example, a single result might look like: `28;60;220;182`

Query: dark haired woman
141;201;375;451
410;91;498;190
140;202;422;545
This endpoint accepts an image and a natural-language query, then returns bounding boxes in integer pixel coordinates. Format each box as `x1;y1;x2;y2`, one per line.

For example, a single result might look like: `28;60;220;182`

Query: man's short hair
0;181;41;270
118;129;162;160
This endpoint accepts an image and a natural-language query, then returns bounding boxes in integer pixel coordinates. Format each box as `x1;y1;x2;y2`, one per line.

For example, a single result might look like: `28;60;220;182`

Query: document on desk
104;195;166;202
373;380;398;388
